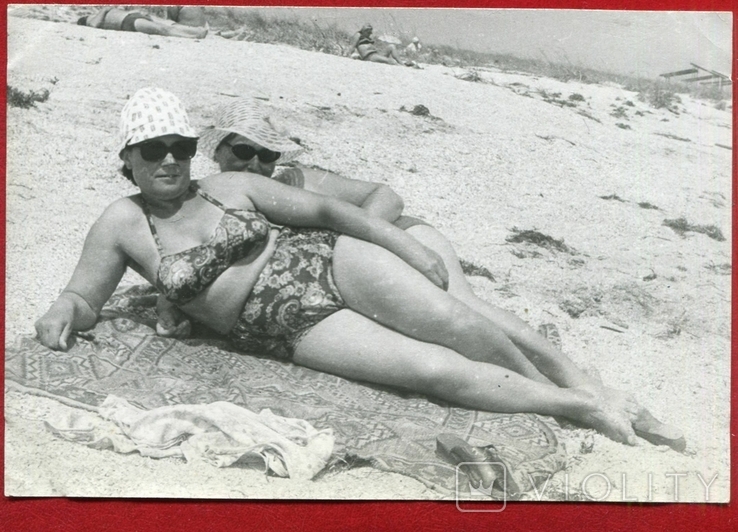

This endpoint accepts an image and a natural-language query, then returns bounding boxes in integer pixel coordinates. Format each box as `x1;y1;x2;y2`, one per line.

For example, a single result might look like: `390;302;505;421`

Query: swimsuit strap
140;197;164;253
193;182;229;210
140;183;199;254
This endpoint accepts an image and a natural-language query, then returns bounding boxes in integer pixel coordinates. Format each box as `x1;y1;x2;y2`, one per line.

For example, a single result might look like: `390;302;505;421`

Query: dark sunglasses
133;139;198;162
224;142;281;164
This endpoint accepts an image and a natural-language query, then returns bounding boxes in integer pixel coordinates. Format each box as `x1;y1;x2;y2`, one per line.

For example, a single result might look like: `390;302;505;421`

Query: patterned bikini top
143;183;270;305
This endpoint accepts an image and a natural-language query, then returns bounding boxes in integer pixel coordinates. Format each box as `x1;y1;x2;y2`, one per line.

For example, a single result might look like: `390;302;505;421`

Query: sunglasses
224;142;281;164
133;139;198;162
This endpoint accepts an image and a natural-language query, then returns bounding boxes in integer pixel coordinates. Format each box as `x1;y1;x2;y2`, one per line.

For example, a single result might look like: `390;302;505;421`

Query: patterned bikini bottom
229;228;346;360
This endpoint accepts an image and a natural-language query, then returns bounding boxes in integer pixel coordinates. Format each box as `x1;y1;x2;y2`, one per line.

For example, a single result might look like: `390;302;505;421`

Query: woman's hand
406;243;450;291
172;228;281;335
35;296;76;350
156;294;192;339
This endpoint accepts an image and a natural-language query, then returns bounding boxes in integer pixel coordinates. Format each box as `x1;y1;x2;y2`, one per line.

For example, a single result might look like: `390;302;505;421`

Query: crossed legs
294;295;635;444
402;225;683;448
294;235;638;444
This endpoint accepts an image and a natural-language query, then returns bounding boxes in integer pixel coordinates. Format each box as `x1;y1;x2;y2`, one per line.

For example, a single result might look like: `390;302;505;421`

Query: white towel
45;395;334;480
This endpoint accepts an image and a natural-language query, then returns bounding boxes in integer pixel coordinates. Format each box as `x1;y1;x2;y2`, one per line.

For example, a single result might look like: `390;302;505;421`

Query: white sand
5;12;732;502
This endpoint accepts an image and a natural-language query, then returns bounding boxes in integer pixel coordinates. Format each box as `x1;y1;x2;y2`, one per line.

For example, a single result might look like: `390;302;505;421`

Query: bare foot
579;383;640;421
633;408;686;452
570;387;637;445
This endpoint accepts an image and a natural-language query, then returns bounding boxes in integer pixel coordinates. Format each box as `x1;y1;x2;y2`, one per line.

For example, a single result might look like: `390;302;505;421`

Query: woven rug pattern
6;285;565;497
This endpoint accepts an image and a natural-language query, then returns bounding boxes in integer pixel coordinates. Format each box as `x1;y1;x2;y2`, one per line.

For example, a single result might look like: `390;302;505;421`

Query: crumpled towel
45;395;334;480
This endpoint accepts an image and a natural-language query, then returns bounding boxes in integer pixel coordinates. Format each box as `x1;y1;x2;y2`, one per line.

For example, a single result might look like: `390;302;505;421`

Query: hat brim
198;125;303;165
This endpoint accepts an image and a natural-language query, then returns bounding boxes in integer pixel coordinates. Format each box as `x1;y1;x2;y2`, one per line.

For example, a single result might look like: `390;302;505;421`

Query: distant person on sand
166;6;208;28
77;7;207;39
347;23;404;66
405;37;422;57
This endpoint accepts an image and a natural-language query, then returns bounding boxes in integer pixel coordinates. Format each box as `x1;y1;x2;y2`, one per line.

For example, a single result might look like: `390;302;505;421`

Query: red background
2;0;735;530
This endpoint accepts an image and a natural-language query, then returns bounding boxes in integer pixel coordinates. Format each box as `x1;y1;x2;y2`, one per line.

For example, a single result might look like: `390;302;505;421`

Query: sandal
436;434;497;490
633;408;686;452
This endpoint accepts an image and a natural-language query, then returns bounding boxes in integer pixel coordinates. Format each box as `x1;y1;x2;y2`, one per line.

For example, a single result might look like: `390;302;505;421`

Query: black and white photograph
5;5;732;502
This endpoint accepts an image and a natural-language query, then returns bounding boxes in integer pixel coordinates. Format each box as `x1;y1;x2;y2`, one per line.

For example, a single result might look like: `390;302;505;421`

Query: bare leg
367;53;399;66
293;310;636;445
386;44;404;64
406;225;598;388
134;19;208;39
332;236;548;382
405;226;677;439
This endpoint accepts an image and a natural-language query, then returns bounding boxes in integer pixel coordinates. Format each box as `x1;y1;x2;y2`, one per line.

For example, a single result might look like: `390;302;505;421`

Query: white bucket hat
198;98;304;165
117;87;198;158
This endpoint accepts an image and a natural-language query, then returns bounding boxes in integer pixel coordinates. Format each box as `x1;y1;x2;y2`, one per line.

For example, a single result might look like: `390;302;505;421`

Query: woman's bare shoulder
97;195;144;225
199;172;272;195
197;174;262;208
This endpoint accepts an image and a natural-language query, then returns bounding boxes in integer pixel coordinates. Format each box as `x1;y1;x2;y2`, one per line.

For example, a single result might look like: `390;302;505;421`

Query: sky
257;8;732;79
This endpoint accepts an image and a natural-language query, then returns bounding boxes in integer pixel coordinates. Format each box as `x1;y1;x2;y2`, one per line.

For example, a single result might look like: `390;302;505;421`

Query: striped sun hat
117;87;198;158
198;98;303;165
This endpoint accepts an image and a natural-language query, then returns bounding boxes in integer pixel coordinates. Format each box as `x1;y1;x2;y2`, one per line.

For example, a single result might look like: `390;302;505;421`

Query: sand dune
5;13;732;501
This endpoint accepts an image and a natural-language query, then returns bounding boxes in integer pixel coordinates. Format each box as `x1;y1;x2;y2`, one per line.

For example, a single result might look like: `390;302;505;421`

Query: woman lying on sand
35;88;682;451
347;23;405;66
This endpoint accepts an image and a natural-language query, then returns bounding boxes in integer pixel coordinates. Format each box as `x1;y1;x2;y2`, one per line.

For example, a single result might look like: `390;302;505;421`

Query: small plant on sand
637;83;682;113
459;259;496;282
600;194;626;202
7;85;49;109
658;312;688;339
637;202;660;210
654;132;691;142
568;93;585;102
663;217;725;242
576;109;601;123
506;228;576;254
456;69;483;83
705;262;731;275
610;105;628;119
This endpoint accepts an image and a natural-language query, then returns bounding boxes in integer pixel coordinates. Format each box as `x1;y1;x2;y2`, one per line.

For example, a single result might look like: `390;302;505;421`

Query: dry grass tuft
7;85;50;108
663;217;725;242
507;228;576;254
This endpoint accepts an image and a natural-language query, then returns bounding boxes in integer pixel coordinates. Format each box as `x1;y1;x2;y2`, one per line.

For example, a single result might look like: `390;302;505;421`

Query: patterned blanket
6;285;566;498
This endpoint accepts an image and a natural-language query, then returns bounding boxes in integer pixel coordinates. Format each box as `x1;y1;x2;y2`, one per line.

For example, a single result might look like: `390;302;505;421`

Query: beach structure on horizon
660;63;731;88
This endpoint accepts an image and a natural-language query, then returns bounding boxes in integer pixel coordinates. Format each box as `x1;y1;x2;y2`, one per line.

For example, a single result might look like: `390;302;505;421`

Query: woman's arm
347;32;360;56
231;173;449;289
296;166;404;222
160;228;280;335
35;210;128;350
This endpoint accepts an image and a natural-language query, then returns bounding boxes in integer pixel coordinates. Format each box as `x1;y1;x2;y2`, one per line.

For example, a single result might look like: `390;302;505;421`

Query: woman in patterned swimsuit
35;88;680;450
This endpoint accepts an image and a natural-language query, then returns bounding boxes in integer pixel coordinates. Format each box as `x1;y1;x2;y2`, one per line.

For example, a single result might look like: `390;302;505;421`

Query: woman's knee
410;353;473;398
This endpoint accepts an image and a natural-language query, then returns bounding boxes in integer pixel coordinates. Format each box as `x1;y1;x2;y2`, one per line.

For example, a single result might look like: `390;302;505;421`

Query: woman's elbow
380;185;404;218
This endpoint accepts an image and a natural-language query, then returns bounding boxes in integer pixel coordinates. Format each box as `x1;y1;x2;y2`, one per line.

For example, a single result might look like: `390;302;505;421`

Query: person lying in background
166;6;208;28
77;7;207;39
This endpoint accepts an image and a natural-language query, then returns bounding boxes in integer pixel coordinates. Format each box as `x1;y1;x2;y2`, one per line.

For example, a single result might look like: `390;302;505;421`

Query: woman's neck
140;184;196;215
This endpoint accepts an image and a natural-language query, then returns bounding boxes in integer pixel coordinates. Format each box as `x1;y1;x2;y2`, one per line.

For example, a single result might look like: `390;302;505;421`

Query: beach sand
5;10;732;501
